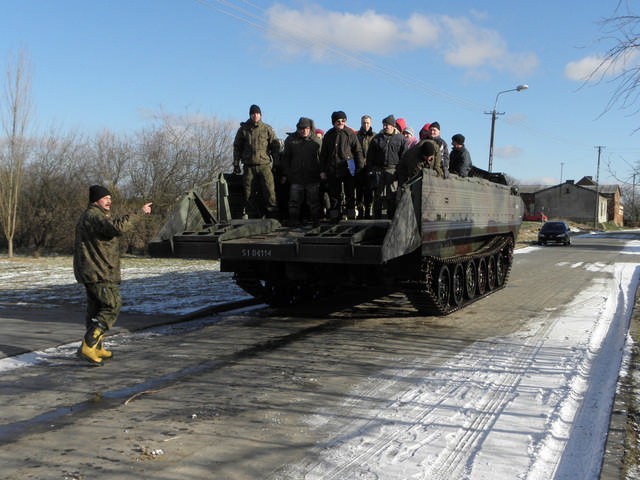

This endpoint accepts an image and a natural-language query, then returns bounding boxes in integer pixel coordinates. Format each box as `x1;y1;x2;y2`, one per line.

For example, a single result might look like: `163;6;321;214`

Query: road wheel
487;256;497;291
464;260;477;300
477;258;487;295
495;253;506;287
451;263;464;306
435;265;451;306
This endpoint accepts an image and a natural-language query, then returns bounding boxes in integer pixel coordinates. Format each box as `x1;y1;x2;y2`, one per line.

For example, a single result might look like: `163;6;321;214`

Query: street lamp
487;84;528;172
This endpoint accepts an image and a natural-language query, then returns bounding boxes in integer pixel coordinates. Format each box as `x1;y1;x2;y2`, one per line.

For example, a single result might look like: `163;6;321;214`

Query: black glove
233;164;242;175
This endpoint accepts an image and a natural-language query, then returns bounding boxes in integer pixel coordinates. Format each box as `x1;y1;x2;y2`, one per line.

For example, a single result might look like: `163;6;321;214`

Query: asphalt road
0;232;638;479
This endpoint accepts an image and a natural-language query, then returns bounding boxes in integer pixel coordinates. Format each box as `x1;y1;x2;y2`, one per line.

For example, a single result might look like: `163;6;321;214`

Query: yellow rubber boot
80;327;104;366
96;338;113;360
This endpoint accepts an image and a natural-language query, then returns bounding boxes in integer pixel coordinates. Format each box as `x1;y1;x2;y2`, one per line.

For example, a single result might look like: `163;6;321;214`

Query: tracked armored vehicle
149;168;523;315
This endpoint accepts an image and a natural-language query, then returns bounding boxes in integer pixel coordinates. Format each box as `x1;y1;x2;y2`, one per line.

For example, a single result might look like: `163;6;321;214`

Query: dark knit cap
89;185;111;203
430;121;441;131
296;117;311;129
331;111;347;123
420;141;436;158
249;104;261;115
452;133;465;145
382;114;396;126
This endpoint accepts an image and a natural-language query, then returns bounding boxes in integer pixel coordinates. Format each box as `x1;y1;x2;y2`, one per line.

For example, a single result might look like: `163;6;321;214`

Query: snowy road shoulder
281;242;640;480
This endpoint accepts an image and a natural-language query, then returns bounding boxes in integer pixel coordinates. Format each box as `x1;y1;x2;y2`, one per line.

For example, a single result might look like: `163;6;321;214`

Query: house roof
578;184;620;195
517;185;548;194
516;182;620;196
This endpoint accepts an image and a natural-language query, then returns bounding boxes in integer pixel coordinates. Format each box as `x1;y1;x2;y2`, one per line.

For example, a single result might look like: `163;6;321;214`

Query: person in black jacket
281;117;322;225
449;133;473;177
319;111;364;220
366;115;407;218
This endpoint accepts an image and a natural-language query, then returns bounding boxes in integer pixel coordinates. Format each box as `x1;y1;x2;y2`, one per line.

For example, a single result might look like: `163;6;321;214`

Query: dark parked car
538;221;571;246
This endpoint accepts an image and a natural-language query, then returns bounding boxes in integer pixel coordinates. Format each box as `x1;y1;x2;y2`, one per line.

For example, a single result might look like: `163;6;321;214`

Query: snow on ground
0;256;247;315
0;239;639;479
281;239;640;479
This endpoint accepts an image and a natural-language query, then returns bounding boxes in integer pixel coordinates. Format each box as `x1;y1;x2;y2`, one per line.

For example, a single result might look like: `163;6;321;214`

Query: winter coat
73;204;136;284
396;139;442;185
233;119;279;166
432;136;450;178
357;127;375;159
449;145;473;177
281;132;321;185
367;132;407;172
319;127;364;177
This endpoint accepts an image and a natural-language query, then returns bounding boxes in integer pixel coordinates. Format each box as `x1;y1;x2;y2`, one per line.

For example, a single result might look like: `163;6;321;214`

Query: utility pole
485;85;528;172
633;173;637;225
560;162;564;183
594;146;604;229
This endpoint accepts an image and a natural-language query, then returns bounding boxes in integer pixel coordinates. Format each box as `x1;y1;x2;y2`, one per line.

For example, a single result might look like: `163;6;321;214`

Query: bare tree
86;129;132;188
19;130;86;254
0;50;33;257
589;1;640;123
131;112;235;211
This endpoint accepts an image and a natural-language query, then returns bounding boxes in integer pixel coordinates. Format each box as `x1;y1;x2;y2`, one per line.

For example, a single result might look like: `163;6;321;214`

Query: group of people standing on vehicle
232;104;473;224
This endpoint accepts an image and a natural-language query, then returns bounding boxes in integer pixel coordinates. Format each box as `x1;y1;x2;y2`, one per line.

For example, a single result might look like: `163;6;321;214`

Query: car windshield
540;222;566;233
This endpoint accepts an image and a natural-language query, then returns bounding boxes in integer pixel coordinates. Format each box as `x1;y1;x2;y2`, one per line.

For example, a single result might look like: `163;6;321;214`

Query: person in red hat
419;123;432;140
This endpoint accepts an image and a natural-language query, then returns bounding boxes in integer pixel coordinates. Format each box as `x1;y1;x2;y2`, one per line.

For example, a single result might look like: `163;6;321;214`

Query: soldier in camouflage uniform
73;185;152;366
396;139;439;185
233;104;281;218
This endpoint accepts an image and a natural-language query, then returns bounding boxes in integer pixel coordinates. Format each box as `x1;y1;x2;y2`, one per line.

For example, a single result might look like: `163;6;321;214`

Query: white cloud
265;5;437;62
565;55;605;82
495;144;522;159
264;4;537;76
565;49;640;83
440;15;538;75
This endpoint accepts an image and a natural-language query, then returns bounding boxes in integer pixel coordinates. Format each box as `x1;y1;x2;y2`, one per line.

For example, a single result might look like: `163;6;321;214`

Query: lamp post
487;84;528;172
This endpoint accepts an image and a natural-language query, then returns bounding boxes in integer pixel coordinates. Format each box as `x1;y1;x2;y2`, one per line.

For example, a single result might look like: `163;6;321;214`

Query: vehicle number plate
241;248;272;257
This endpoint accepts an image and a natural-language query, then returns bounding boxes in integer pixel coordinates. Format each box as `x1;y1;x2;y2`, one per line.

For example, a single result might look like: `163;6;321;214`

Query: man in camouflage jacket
233;104;281;218
73;184;152;365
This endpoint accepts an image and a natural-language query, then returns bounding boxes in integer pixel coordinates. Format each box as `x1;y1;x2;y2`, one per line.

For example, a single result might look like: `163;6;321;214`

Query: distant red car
523;212;548;222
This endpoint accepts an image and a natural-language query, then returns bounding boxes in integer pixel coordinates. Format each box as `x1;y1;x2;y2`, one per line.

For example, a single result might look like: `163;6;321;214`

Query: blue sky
2;0;639;187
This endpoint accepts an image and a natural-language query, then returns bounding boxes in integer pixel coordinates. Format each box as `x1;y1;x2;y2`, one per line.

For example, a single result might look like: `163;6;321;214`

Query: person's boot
95;338;113;360
80;326;104;366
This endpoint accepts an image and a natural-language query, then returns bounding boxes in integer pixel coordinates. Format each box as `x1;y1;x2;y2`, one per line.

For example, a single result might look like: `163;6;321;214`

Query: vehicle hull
149;169;523;314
